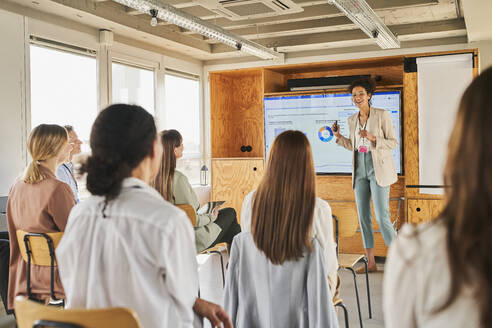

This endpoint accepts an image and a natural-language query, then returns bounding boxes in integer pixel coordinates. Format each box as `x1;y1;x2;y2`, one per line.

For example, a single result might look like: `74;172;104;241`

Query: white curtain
417;54;473;194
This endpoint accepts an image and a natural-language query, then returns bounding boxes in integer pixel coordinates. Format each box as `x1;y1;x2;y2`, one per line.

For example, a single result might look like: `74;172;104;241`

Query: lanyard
63;163;78;191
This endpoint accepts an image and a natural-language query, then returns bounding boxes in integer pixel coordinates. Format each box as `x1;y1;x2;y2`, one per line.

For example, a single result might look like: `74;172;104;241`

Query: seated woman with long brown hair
383;67;492;328
154;129;241;253
6;124;74;310
224;130;339;327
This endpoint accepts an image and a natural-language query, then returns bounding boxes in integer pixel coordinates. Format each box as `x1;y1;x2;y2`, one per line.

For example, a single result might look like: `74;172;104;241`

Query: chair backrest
16;230;64;266
176;204;197;227
332;204;359;239
14;296;141;328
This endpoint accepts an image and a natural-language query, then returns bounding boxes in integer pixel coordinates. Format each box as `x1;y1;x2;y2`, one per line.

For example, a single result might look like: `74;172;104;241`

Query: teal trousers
354;152;395;249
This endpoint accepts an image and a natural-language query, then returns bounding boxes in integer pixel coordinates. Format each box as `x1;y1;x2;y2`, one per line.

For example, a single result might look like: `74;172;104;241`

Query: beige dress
6;165;75;309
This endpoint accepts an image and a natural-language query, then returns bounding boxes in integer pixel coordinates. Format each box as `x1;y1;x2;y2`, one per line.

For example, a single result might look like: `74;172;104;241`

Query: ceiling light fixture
327;0;400;49
113;0;282;60
150;9;158;27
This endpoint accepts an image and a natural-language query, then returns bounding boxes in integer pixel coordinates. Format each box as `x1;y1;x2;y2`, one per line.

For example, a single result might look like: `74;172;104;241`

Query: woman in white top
56;104;231;328
240;130;339;299
383;67;492;328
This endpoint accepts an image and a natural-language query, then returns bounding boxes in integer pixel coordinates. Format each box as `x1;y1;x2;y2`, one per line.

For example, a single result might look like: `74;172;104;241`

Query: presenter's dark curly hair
348;77;376;96
81;104;156;204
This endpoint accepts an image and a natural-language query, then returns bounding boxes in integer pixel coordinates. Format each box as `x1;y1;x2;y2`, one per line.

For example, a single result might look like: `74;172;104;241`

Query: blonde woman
6;124;74;310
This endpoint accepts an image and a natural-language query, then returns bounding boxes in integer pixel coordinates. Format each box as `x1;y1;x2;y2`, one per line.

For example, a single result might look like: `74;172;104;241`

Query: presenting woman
7;124;74;309
154;129;241;253
332;77;398;273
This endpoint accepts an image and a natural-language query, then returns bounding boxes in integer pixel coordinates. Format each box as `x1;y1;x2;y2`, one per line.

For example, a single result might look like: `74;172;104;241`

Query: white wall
0;9;27;196
473;40;492;71
0;6;204;196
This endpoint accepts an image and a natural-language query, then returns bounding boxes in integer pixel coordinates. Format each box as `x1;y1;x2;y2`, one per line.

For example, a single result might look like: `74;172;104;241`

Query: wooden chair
332;206;372;328
333;298;349;328
16;230;64;304
176;204;226;287
14;296;141;328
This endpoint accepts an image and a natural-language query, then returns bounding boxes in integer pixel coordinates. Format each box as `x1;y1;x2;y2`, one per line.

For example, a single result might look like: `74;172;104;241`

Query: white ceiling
6;0;472;62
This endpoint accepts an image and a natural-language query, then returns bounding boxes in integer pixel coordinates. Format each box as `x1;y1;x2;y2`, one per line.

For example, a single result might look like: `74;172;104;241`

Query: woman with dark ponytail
384;67;492;328
56;104;231;328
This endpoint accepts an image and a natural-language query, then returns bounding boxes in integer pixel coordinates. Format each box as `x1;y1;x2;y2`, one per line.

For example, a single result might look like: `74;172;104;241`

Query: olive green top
173;170;221;252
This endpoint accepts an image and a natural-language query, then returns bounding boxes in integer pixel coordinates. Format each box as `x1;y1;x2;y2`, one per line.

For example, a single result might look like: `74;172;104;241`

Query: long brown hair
24;124;68;184
437;66;492;327
251;130;316;264
154;130;182;202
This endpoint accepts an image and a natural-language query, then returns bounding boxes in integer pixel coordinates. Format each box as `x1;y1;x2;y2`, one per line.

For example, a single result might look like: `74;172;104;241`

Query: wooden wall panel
329;197;404;256
263;69;286;93
210;73;235;158
231;73;264;158
210;70;264;158
211;159;264;222
285;64;403;86
407;199;445;224
316;176;405;201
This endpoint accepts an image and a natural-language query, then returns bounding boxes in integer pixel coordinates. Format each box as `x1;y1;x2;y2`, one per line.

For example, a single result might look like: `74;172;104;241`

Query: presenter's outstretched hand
193;298;233;328
331;122;341;138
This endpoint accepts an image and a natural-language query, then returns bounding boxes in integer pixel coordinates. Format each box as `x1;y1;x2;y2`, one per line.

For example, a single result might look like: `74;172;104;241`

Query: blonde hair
23;124;68;184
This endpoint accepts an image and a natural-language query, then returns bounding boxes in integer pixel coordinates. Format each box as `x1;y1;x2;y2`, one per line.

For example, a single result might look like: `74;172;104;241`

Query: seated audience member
6;124;75;310
154;130;241;253
240;130;339;298
56;105;231;328
383;67;492;328
224;130;339;327
56;125;82;203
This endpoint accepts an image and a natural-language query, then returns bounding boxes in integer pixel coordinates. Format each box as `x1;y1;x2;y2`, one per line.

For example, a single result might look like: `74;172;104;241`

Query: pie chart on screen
318;126;334;142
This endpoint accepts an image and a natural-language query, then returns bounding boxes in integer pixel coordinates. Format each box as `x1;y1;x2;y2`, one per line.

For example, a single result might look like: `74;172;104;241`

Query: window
30;44;98;154
164;72;201;184
112;62;155;115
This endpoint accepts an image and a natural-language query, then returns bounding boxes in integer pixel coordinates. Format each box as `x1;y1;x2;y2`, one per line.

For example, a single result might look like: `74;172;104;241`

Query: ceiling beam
51;0;212;53
210;18;466;54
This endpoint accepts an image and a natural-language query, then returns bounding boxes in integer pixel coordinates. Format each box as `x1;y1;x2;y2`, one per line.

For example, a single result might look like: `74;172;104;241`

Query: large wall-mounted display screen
264;91;402;174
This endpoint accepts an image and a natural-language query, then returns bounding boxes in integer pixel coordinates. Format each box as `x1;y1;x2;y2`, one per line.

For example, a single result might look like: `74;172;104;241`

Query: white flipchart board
417;54;473;194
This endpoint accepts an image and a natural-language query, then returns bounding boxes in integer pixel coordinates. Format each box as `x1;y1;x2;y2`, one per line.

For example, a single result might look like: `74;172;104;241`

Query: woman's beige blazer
336;107;398;188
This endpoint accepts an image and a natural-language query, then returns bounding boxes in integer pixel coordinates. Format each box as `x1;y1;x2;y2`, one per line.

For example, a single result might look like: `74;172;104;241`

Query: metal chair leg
346;267;363;328
363;258;372;319
335;302;349;328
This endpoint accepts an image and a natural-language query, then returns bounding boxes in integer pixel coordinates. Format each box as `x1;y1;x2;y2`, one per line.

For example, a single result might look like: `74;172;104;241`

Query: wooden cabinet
209;50;475;256
407;199;445;224
211;158;264;222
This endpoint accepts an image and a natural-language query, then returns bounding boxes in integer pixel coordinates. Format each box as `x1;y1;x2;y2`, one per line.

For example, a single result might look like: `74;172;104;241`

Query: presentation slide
264;91;402;174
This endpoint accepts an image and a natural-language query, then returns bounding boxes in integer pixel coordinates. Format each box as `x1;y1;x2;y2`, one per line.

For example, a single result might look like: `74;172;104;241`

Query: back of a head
82;104;156;202
24;124;68;184
439;66;492;327
252;130;316;264
154;129;182;202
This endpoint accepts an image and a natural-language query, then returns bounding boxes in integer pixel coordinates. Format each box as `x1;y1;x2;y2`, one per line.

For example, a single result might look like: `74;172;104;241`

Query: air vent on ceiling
197;0;303;21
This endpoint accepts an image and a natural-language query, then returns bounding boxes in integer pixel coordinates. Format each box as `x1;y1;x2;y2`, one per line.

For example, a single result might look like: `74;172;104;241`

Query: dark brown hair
82;104;156;202
437;66;492;327
348;77;376;95
153;130;182;202
251;130;316;264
